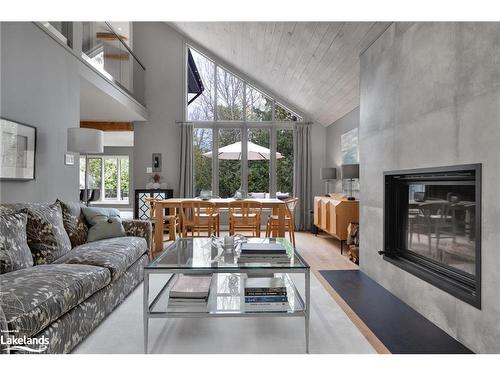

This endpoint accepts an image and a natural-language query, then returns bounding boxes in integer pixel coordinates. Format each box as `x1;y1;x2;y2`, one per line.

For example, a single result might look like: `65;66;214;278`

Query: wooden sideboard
313;196;359;252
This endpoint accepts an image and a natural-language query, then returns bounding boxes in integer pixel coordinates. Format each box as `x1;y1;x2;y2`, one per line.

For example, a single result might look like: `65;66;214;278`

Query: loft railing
81;22;145;104
40;21;145;106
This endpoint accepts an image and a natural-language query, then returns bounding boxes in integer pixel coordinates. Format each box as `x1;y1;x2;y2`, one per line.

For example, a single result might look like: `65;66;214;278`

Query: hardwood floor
295;231;390;354
159;230;389;353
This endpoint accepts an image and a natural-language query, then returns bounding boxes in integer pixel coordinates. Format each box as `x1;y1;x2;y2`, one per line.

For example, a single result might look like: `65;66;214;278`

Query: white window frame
186;44;302;198
82;155;129;204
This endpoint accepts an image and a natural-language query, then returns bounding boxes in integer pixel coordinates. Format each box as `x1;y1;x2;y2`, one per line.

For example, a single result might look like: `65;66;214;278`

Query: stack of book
244;277;289;312
168;275;212;312
237;242;290;264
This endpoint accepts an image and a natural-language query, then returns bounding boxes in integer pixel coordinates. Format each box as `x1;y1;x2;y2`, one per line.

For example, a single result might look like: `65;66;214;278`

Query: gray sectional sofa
0;201;151;354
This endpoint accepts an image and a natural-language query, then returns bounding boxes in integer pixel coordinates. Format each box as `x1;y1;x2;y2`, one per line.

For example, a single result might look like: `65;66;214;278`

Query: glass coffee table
143;237;311;353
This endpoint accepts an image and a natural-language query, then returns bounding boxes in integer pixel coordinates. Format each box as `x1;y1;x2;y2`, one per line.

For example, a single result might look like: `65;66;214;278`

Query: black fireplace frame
382;164;481;309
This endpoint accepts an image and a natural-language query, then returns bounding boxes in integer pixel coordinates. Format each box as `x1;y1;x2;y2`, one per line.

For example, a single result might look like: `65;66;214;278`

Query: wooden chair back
228;200;262;221
284;197;299;219
144;197;158;221
180;200;217;223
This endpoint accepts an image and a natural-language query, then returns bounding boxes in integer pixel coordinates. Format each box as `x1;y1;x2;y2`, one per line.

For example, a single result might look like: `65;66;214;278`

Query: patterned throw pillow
81;207;126;243
22;203;72;265
56;199;89;248
0;212;33;273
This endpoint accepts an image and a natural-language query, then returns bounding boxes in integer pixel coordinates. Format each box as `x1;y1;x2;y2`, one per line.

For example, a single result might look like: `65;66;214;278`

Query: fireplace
382;164;481;308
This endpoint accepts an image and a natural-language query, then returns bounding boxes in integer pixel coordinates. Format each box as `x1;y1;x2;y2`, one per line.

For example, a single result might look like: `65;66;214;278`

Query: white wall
325;107;360;194
359;22;500;353
0;22;80;203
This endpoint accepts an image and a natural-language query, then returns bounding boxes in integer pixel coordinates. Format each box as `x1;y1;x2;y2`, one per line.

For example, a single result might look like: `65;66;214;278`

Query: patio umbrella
202;141;284;160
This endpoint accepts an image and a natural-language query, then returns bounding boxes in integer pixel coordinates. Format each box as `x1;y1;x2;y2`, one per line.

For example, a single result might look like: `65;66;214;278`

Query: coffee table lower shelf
143;270;310;353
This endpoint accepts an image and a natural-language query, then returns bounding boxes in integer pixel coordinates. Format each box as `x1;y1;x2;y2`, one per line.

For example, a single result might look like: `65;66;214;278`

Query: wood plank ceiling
170;22;390;126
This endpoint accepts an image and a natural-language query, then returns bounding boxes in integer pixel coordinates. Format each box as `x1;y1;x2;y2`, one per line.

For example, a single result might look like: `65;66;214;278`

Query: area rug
73;273;376;354
319;270;473;354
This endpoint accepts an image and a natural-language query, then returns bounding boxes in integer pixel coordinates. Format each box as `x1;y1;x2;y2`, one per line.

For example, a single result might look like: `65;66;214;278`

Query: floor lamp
67;128;104;206
320;167;337;196
341;164;359;201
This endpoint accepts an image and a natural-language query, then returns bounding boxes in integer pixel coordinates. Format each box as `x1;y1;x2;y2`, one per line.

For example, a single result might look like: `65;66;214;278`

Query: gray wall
0;22;80;203
311;125;327;199
359;22;500;353
132;23;184;195
325;106;359;194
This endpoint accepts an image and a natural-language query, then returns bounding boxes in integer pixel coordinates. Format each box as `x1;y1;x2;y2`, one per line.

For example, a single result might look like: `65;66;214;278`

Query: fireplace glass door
384;164;481;308
406;182;476;275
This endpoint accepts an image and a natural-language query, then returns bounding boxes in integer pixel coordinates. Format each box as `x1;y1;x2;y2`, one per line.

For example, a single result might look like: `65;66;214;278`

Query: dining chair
179;200;219;237
417;202;456;258
145;197;179;245
265;197;299;247
228;200;262;237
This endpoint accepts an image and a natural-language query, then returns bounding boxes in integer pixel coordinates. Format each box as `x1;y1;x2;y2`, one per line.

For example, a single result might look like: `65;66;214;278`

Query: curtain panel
178;122;194;198
293;123;312;231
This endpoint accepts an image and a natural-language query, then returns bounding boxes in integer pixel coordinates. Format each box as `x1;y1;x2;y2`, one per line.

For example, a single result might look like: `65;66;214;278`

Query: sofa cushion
21;203;72;265
56;200;89;248
54;236;147;281
0;264;110;338
0;304;8;352
0;212;33;274
82;206;126;242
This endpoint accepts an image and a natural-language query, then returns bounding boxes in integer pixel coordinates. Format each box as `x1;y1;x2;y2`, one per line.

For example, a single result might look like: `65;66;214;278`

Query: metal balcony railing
40;21;145;105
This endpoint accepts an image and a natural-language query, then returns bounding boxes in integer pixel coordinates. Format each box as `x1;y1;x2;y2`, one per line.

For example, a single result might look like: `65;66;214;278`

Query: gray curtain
293;123;312;231
178;122;194;198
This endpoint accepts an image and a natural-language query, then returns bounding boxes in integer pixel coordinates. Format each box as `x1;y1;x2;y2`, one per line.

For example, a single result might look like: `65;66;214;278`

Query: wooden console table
313;196;359;253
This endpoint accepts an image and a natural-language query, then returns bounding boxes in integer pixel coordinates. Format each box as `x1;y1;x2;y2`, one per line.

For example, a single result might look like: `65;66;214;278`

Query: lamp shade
67;128;104;154
342;164;359;179
320;167;337;180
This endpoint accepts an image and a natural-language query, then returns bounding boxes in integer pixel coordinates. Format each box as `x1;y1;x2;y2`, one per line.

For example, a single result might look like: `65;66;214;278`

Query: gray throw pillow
0;212;34;273
82;207;126;242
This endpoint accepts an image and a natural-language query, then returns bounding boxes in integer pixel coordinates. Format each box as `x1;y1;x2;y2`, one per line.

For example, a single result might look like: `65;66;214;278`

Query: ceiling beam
80;121;133;131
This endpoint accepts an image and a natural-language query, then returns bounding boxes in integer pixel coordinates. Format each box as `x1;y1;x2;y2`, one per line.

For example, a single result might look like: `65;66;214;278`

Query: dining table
152;197;289;254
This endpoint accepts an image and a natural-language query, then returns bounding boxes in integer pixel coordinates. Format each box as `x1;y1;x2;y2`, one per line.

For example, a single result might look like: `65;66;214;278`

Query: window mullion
270;125;277;198
242;82;248;193
213;63;218;122
212;125;219;196
101;158;105;202
241;123;248;192
117;157;121;201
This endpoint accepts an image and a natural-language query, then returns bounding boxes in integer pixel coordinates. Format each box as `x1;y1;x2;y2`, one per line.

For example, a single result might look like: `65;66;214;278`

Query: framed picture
64;153;75;166
0;118;37;180
341;127;359;164
341;128;359;193
152;153;162;172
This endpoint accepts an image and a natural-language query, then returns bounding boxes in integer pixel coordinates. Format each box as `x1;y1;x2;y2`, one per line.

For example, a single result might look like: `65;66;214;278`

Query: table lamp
342;164;359;200
320;167;337;196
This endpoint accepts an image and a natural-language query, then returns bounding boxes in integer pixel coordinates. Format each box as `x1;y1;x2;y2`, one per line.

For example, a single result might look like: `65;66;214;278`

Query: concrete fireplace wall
359;22;500;353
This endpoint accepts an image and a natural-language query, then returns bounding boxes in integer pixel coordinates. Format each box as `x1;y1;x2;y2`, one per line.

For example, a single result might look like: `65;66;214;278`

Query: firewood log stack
346;222;359;264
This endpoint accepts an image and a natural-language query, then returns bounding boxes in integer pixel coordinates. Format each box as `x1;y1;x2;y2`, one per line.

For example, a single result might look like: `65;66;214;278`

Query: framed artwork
341;127;359;164
64;153;75;166
341;128;359;193
152;153;162;172
0;118;37;180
